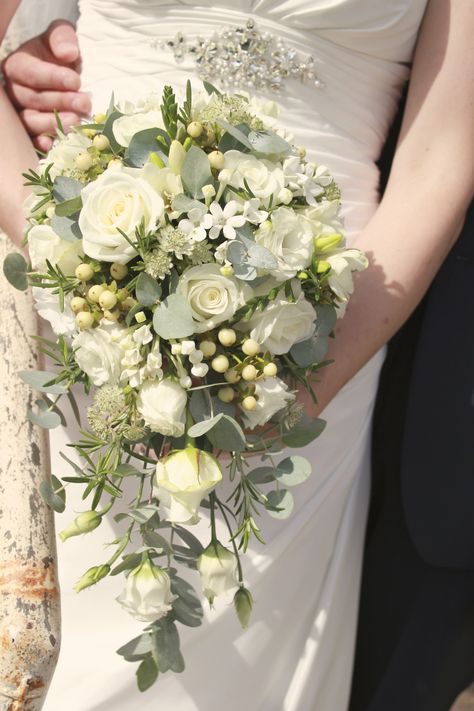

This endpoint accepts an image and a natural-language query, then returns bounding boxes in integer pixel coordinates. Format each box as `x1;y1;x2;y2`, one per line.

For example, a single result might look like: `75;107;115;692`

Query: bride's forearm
0;86;37;247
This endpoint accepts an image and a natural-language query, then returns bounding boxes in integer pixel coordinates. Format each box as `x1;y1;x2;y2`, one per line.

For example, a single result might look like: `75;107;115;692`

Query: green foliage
265;489;294;519
135;272;162;306
180;146;214;199
161;86;178;139
125;128;169;167
152;293;195;339
3;253;28;291
40;475;66;513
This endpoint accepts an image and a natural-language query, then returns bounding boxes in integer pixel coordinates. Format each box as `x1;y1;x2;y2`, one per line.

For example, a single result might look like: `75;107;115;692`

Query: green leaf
170;577;203;627
216;120;253;152
171;651;185;673
3;253;28;291
27;405;61;429
128;505;159;524
135;272;162;307
114;463;143;477
142;530;173;555
102;110;124;152
173;526;204;555
39;475;65;513
315;304;338;337
152;293;195;339
125;128;169;168
247;130;292;157
275;456;311;487
266;489;294;519
181;146;213;199
117;633;152;661
246;466;276;485
59;450;84;476
110;553;142;576
52;176;82;202
18;370;68;395
282;415;326;448
55;195;82;217
171;194;204;215
290;334;327;367
151;619;180;673
203;80;222;96
50;214;82;241
136;656;159;692
206;414;246;452
187;413;223;438
189;389;211;423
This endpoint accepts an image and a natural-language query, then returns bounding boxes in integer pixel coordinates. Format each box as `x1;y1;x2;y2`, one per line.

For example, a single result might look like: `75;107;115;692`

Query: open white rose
177;263;252;333
136;378;187;436
222;151;284;206
116;559;176;623
113;110;164;148
241;376;295;429
154;447;222;525
79;166;164;263
28;224;83;275
197;541;239;605
73;323;127;386
243;286;316;355
32;287;76;337
325;248;368;315
254;207;314;280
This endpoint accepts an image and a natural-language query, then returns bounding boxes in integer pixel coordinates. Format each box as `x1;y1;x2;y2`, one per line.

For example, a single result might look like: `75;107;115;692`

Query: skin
0;0;473;416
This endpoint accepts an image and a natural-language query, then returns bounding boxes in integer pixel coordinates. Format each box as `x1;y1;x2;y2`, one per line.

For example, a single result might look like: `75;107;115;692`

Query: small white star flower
207;201;246;240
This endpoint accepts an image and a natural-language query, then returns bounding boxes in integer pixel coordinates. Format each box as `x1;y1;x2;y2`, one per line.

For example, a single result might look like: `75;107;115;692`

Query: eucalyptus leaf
128;506;159;524
206;414;246;452
315;304;338;337
52;176;82;202
189;389;211;423
39;476;65;513
142;530;173;555
173;526;204;555
153;293;195;339
218;122;252;153
187;413;223;438
110;553;142;576
246;466;276;485
114;463;143;477
266;489;294;519
55;195;82;218
247;130;292;156
216;119;253;151
290;333;327;368
18;370;68;395
136;656;158;692
170;576;204;627
50;214;82;241
181;146;213;199
126;128;168;168
117;633;152;661
3;253;28;291
171;651;185;673
151;619;180;673
275;456;312;487
171;194;204;215
102;110;124;152
282;415;326;448
27;406;61;429
135;272;162;307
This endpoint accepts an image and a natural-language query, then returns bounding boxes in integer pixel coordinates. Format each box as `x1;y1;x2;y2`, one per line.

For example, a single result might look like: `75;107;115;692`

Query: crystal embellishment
154;19;324;93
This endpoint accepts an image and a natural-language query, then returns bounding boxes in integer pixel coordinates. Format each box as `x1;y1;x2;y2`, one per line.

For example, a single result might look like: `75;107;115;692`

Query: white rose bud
116;558;176;623
136;379;187;437
154;448;222;524
197;541;239;605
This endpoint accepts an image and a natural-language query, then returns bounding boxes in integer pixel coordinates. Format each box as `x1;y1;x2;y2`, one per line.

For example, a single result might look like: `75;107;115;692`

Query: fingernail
57;42;78;57
62;74;79;90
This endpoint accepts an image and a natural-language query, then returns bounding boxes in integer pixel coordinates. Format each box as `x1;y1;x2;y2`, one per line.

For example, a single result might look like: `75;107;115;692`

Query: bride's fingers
44;20;81;66
2;49;81;91
19;109;80;138
34;135;54;152
7;84;91;115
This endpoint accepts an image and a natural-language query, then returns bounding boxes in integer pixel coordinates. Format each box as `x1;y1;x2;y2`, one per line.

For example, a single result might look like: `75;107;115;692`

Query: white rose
43;130;92;179
241;376;295;429
28;224;83;275
176;264;252;333
222;151;284;206
197;541;239;604
32;287;76;337
325;248;368;316
154;448;222;525
254;207;314;280
243;287;316;355
79;166;164;263
136;379;187;436
116;559;176;623
113;110;164;147
73;323;127;386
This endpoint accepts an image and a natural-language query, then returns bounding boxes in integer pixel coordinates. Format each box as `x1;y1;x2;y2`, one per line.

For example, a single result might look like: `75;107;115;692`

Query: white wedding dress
43;1;427;709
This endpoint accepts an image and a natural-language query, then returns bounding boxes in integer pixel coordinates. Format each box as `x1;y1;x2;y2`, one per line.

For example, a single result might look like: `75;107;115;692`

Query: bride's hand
2;20;91;151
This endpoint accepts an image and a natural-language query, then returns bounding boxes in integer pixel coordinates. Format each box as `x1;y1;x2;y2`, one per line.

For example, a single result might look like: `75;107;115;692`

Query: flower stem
215;494;244;584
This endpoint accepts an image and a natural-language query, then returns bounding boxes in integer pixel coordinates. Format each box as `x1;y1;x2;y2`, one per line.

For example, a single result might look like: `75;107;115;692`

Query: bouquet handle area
0;233;60;711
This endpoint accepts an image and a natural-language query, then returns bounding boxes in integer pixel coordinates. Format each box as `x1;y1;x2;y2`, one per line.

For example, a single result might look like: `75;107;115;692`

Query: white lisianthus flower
116;559;176;623
79;166;164;263
73;323;127;386
136;378;187;436
243;288;316;355
254;207;314;280
32;287;76;337
206;201;246;240
325;248;368;315
41;130;92;179
241;376;295;429
177;263;252;333
221;151;284;206
197;541;239;605
154;447;222;525
113;110;164;148
28;224;83;275
304;200;344;238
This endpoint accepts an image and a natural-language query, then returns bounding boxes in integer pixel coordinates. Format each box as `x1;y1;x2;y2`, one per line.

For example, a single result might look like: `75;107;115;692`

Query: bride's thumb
45;20;80;66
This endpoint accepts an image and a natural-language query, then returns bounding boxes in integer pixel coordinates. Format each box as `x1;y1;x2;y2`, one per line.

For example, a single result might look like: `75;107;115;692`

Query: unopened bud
241;395;257;411
218;386;235;403
73;564;110;593
208;150;225;171
220;265;234;277
59;510;102;542
241;339;260;357
75;311;94;330
314;233;343;253
211;355;230;373
199;340;216;358
218;328;236;347
75;263;94;282
234;586;253;629
110;262;128;280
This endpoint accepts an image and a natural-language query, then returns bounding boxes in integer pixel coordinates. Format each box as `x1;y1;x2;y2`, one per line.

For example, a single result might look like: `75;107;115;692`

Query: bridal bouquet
4;81;367;690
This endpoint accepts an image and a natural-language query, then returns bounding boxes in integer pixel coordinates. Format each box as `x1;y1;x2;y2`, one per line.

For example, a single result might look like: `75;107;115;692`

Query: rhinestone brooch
153;19;324;93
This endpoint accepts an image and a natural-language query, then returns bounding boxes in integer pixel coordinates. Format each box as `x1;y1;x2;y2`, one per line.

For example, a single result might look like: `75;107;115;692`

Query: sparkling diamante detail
153;19;325;93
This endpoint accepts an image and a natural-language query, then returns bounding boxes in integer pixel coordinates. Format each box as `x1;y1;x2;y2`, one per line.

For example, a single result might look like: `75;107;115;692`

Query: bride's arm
311;0;474;414
0;0;39;246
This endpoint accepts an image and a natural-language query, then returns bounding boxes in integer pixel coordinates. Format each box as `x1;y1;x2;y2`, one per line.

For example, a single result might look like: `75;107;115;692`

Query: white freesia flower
32;287;76;337
244;288;316;355
221;151;284;206
154;448;222;525
206;201;246;240
325;248;368;316
41;130;92;179
241;376;295;429
73;323;127;386
304;200;344;238
28;224;83;275
116;559;176;623
79;166;164;263
177;264;252;333
197;541;239;604
113;110;164;148
254;207;314;280
136;379;187;436
141;163;183;206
